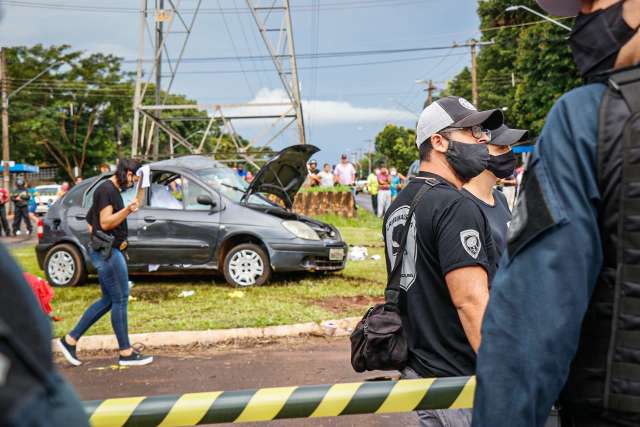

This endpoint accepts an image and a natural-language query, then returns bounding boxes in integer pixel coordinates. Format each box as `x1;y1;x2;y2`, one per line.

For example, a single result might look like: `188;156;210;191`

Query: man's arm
445;266;489;352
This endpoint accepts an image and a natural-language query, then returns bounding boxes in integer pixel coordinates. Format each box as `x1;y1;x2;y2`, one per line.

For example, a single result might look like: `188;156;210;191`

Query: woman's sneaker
57;337;82;366
119;350;153;366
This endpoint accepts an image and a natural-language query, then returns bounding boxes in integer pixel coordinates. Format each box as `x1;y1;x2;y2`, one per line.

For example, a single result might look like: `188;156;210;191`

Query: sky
0;0;483;166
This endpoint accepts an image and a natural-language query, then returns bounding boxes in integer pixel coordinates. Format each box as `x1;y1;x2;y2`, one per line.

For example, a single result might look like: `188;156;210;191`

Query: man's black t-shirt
87;180;127;247
383;172;496;378
461;188;511;261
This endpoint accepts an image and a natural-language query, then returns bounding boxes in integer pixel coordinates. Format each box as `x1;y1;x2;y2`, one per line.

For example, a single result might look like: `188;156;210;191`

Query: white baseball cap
536;0;581;17
415;96;503;148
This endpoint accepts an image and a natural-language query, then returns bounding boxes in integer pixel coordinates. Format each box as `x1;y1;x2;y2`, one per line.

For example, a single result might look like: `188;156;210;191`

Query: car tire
44;243;86;287
223;243;271;287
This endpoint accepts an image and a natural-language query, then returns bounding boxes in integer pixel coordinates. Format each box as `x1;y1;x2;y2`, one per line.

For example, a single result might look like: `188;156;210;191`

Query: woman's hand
127;198;139;213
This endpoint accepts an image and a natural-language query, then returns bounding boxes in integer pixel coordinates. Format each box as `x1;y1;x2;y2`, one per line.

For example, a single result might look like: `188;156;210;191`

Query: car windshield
195;167;272;206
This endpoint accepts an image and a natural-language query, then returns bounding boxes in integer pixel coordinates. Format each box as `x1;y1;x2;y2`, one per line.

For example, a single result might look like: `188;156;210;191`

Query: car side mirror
197;195;217;208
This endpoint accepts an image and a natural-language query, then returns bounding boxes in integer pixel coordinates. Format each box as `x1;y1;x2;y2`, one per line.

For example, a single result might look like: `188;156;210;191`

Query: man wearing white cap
473;1;640;426
382;96;502;426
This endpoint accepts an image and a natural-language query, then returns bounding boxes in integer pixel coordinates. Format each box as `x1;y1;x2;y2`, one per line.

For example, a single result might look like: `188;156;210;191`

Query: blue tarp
10;163;39;173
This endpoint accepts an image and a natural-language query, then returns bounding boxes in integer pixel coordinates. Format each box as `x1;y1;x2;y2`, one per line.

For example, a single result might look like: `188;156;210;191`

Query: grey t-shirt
462;188;511;261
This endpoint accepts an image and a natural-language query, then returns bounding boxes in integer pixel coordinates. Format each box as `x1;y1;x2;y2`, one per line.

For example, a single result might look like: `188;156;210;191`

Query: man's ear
431;134;449;154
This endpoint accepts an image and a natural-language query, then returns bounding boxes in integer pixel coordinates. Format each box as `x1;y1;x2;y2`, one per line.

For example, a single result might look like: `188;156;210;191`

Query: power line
0;0;427;14
117;43;474;64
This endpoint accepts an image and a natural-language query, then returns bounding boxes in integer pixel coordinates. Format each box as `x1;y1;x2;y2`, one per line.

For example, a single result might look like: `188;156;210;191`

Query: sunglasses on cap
441;125;492;141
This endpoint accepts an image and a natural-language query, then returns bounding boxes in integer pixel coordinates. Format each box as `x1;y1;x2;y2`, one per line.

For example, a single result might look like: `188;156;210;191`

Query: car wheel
223;243;271;287
44;243;86;287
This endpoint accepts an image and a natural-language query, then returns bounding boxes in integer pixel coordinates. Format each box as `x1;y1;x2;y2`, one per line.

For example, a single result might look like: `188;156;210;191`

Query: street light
505;5;572;31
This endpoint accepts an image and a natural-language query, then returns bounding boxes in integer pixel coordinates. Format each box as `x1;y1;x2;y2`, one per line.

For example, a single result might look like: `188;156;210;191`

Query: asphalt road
59;336;417;427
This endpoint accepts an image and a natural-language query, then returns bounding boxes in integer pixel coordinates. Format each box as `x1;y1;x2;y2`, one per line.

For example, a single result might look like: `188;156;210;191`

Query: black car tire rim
228;249;264;287
48;250;76;286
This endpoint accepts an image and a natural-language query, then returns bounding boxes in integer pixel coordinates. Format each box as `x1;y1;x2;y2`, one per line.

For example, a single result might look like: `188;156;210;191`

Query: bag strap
609;65;640;113
384;177;438;304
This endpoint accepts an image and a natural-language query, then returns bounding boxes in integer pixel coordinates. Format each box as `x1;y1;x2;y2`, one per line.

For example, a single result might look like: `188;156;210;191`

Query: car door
130;171;221;267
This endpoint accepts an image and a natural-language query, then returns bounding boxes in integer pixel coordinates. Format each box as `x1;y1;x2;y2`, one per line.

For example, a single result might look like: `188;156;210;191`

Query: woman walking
57;159;153;366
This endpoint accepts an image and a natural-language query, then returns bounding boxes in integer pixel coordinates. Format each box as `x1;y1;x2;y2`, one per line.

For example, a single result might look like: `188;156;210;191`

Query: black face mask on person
445;139;489;183
570;1;639;79
487;151;517;179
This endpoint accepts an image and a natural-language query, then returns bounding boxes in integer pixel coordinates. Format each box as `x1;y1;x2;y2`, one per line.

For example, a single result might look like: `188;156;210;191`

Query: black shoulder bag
350;178;437;372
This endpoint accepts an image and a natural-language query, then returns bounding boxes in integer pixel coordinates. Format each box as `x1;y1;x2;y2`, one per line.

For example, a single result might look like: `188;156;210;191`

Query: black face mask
487;151;517;179
445;140;489;183
570;1;638;79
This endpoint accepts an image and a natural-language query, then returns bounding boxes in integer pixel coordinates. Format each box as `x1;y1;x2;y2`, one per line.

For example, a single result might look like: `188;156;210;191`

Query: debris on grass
348;246;368;261
228;290;245;299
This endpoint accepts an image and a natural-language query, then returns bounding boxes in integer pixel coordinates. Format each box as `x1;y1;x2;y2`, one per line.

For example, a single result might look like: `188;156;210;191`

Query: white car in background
35;184;61;216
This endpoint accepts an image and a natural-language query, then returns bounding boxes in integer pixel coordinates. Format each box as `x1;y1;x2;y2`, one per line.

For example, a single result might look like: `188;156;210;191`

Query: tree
4;45;263;180
441;0;580;135
6;45;134;180
374;124;417;174
441;67;472;101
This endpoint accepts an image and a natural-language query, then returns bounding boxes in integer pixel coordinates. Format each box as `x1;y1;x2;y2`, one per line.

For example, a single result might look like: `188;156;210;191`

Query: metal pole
1;49;10;194
283;0;306;145
470;39;478;107
132;0;148;158
427;79;435;106
153;0;164;161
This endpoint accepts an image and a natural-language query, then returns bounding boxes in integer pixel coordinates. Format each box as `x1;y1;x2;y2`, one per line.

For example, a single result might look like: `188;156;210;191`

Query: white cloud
223;88;416;127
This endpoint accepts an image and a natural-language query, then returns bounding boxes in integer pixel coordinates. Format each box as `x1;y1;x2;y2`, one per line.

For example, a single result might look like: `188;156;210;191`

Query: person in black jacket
11;177;32;236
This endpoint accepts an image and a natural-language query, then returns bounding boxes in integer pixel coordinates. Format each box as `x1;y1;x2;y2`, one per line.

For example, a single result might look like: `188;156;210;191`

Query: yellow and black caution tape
85;376;475;426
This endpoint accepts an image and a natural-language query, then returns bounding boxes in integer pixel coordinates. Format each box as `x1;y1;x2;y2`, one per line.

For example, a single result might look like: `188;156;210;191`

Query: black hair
115;158;141;189
419;139;433;162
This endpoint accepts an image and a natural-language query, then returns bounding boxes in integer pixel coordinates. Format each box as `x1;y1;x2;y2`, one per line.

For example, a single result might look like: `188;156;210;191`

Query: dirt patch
314;295;383;314
130;286;176;303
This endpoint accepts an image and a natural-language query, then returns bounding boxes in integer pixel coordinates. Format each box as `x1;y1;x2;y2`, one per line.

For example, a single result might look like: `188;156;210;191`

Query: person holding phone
57;159;153;367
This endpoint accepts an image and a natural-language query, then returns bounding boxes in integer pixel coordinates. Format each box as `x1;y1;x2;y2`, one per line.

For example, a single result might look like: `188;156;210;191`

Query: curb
52;317;360;353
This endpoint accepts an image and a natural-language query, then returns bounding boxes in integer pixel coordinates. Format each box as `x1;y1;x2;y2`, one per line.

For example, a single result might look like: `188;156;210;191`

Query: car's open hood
244;144;320;209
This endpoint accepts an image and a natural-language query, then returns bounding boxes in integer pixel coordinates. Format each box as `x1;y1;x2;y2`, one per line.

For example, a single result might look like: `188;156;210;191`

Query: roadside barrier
85;376;475;426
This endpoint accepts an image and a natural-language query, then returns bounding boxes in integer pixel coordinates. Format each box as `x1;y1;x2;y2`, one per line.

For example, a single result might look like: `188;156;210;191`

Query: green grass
298;185;352;193
313;208;382;230
11;220;387;337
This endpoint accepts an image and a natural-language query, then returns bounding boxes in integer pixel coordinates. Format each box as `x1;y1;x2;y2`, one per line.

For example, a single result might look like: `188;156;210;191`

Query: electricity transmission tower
131;0;306;165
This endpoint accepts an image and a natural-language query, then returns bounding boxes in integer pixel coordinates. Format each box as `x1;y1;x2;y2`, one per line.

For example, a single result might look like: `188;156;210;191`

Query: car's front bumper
268;240;348;272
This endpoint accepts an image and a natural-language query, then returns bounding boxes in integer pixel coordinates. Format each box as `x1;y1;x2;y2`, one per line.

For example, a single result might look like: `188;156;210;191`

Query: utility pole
365;139;373;175
470;39;478;107
426;80;436;106
1;49;9;194
416;79;437;108
153;0;164;161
